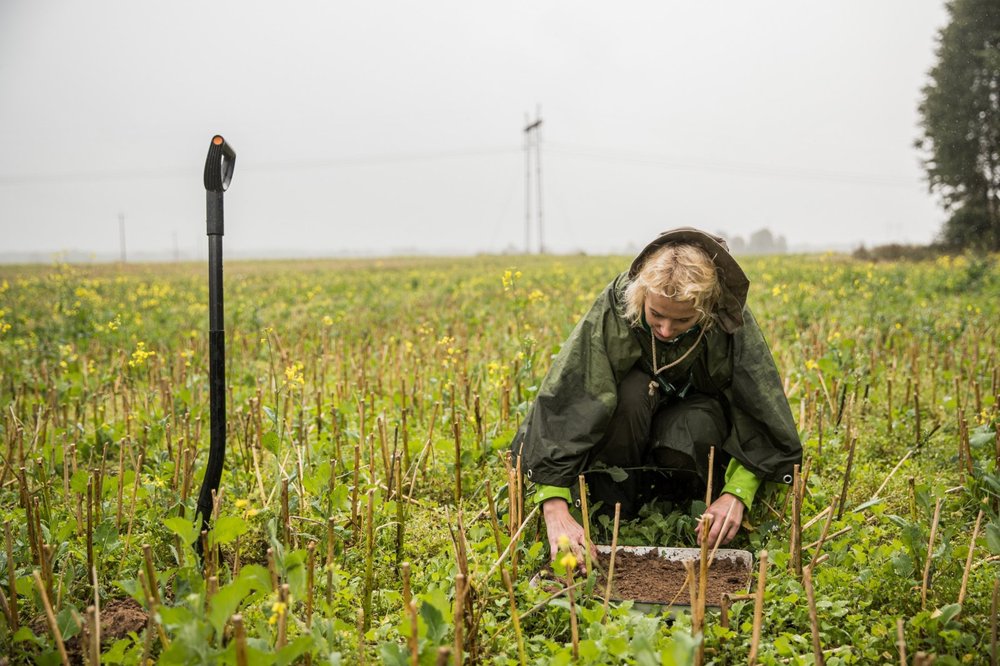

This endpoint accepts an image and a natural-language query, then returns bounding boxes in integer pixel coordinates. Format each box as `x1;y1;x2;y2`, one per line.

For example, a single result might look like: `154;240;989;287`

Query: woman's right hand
542;498;596;570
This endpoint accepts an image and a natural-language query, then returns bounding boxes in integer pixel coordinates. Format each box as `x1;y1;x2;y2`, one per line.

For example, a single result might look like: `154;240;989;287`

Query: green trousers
584;366;730;519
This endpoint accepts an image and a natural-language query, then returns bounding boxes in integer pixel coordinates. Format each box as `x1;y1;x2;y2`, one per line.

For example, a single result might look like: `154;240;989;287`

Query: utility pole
118;212;126;263
523;107;544;254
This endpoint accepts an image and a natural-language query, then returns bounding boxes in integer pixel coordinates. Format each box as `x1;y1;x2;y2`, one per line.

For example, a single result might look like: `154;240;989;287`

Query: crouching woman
511;227;802;560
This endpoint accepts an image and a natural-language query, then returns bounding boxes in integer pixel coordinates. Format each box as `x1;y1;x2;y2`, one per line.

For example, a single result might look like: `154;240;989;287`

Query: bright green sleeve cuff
534;484;572;505
721;459;761;510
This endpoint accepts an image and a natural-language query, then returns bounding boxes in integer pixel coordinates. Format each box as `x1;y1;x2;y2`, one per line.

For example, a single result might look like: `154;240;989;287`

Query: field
0;252;997;665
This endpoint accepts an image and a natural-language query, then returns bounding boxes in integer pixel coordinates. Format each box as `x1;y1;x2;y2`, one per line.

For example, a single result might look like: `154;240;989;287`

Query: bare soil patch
597;549;749;606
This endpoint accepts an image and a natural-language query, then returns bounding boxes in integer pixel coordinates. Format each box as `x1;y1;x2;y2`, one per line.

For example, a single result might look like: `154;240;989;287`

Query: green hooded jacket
512;228;802;488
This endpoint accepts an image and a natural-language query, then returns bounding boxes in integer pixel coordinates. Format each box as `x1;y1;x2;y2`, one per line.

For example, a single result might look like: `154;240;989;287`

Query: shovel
195;135;236;557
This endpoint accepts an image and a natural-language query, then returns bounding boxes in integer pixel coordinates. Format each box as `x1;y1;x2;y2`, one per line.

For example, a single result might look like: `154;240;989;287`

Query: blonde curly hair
621;243;721;329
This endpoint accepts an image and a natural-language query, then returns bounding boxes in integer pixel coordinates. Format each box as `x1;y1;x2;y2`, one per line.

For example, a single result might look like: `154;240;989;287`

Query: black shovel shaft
196;135;236;537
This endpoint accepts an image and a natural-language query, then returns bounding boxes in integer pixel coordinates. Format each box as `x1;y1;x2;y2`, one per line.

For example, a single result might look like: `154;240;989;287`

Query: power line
0;142;922;189
545;142;920;188
0;146;521;186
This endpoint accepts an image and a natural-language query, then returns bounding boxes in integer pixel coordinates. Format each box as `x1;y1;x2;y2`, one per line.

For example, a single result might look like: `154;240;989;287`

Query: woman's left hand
695;493;744;547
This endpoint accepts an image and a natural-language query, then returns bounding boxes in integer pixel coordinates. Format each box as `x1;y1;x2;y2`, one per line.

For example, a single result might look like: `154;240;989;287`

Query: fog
0;1;949;261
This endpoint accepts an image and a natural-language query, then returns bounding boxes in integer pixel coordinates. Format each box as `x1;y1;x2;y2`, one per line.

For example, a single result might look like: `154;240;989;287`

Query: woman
511;227;801;559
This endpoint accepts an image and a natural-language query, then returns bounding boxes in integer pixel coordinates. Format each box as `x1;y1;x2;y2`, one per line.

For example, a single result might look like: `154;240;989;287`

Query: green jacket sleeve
534;484;573;505
721;458;761;509
512;274;641;487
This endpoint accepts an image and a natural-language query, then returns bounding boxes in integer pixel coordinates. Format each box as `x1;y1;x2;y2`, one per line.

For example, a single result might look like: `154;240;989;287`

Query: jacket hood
628;226;750;334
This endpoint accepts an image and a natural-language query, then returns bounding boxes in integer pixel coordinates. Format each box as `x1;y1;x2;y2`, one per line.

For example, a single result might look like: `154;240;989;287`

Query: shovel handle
204;135;236;192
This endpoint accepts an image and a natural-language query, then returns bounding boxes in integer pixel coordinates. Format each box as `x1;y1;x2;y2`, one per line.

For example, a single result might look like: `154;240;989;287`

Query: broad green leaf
275;632;312;665
212;515;249;545
56;606;81;641
208;577;254;637
984;522;1000;555
163;516;200;545
420;598;448;643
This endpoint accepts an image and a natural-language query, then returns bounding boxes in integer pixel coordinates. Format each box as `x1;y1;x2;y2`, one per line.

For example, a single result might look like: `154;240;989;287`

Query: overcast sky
0;1;950;260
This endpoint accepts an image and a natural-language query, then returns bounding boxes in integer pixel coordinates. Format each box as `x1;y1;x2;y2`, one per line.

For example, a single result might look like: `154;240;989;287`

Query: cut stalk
600;503;621;623
500;569;526;666
920;498;943;610
564;566;579;661
5;523;17;631
896;618;907;666
957;509;983;607
748;550;768;666
802;566;825;666
33;570;70;666
233;614;249;666
362;489;375;631
836;438;856;520
306;542;315;630
407;599;419;666
577;475;592;575
454;573;466;666
790;464;802;577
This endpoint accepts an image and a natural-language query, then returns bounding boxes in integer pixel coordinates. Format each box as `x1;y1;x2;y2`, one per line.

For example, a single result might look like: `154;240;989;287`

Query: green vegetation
916;0;1000;250
0;252;997;664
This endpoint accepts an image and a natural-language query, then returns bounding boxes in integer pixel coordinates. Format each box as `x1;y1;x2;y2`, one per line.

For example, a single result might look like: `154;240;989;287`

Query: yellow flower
322;315;334;327
128;342;156;368
284;363;305;386
559;553;578;571
557;534;570;550
804;359;818;371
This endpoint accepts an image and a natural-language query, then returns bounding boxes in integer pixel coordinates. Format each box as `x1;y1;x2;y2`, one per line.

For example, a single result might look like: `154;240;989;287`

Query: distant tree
916;0;1000;250
744;228;787;255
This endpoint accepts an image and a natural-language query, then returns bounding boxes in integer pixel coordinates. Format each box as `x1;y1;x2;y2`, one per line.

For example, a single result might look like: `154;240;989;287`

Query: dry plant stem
748;550;768;666
407;599;419;666
233;614;249;666
484;480;505;559
33;569;70;666
277;583;289;648
683;559;698;635
870;449;913;501
790;464;802;577
802;505;831;532
87;604;99;666
120;453;143;561
306;542;315;629
805;525;853;551
500;569;526;666
141;544;160;606
357;608;368;666
704;446;715;507
454;573;465;666
363;489;375;631
267;548;279;591
991;578;999;666
836;437;857;520
600;503;622;623
810;494;839;566
957;509;983;607
920;498;943;610
91;564;100;658
802;566;826;666
565;567;579;662
577;475;592;575
696;513;711;639
897;618;907;666
5;522;17;631
482;505;539;584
